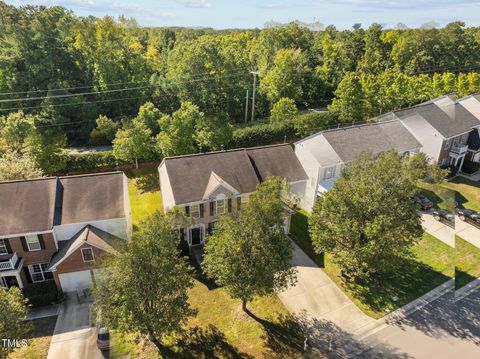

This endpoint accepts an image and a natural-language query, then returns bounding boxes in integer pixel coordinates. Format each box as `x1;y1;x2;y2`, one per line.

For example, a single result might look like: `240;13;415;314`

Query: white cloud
176;0;211;8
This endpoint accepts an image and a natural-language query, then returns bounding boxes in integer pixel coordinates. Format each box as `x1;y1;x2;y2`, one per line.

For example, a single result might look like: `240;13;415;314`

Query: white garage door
58;270;92;292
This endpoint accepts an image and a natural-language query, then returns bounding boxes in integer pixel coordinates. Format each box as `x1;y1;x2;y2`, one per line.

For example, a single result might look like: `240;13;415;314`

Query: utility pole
244;89;249;123
250;71;259;122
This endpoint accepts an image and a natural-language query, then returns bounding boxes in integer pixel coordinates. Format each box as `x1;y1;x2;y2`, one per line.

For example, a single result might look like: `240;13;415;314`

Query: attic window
82;248;95;262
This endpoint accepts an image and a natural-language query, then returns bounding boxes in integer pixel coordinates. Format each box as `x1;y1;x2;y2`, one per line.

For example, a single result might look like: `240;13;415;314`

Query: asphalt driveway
456;216;480;248
47;294;105;359
421;212;455;247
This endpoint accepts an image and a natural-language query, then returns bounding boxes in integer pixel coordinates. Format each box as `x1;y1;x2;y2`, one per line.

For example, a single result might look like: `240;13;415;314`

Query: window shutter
210;202;214;216
24;267;32;284
208;222;212;234
180;228;185;240
228;198;232;213
38;234;46;250
185;206;190;215
20;237;29;252
200;204;205;218
236;197;241;212
4;239;12;254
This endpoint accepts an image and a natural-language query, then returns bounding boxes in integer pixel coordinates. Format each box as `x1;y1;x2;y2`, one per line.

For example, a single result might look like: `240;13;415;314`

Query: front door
190;227;202;246
4;276;18;288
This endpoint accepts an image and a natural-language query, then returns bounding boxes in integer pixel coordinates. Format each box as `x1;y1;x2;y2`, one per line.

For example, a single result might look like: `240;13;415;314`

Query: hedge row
229;120;297;148
23;281;63;308
63;151;125;172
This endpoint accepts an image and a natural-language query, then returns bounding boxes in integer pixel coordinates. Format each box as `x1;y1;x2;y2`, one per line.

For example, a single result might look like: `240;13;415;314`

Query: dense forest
1;1;480;176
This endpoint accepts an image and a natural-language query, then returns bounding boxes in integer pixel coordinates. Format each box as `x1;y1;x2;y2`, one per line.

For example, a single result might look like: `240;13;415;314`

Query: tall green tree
270;98;298;124
112;120;155;168
91;211;195;353
156;101;202;156
89;115;119;145
0;287;31;359
309;150;439;280
194;113;233;151
203;177;297;312
328;72;366;122
135;102;162;135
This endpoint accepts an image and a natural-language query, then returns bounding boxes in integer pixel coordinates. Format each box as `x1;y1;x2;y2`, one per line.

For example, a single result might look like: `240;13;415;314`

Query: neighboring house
395;95;480;169
0;172;132;293
159;144;308;253
295;119;422;211
458;94;480;163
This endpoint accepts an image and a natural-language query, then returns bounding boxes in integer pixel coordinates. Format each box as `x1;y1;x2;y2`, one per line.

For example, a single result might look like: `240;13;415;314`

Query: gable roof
57;172;126;225
48;225;120;270
0;178;57;237
203;172;239;200
161;144;308;205
307;120;422;164
395;100;480;138
0;172;127;237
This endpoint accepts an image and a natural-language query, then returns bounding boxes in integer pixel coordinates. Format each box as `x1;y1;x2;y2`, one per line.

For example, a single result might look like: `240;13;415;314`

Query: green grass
8;316;57;359
289;211;454;319
417;177;480;211
125;165;163;228
456;236;480;290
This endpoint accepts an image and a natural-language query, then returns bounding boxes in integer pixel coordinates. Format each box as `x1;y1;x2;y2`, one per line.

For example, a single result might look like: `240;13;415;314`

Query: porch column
16;273;24;289
459;156;466;172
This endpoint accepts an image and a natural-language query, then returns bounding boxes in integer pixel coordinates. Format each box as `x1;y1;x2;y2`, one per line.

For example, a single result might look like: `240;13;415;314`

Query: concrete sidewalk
456;216;480;248
277;241;376;335
47;294;104;359
421;212;455;247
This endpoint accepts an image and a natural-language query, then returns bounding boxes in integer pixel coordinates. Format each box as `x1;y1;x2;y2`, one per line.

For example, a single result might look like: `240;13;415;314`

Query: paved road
278;242;376;336
355;288;480;359
421;212;455;247
47;294;105;359
456;216;480;248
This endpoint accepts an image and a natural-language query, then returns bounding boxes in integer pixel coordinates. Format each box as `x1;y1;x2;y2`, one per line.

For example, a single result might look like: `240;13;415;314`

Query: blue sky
6;0;480;29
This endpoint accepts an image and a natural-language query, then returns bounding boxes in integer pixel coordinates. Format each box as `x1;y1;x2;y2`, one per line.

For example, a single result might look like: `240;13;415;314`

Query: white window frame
0;239;7;255
190;204;200;218
323;166;336;181
215;199;227;215
444;139;451;150
29;264;53;283
26;235;41;251
0;277;7;288
81;248;95;262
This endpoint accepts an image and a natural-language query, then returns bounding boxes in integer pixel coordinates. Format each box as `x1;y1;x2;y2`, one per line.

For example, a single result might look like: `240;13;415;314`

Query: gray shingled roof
395;102;479;138
322;120;422;163
48;225;120;270
162;144;308;205
58;172;125;225
0;172;126;237
0;178;57;237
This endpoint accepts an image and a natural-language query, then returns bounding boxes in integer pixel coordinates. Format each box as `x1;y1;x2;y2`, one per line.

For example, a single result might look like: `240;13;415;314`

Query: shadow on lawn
168;325;254;359
246;310;412;358
133;171;159;193
188;255;218;290
343;257;452;314
455;268;477;290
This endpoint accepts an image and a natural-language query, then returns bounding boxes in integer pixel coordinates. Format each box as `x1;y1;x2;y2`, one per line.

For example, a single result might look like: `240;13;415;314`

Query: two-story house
395;95;480;170
158;144;308;253
0;172;132;293
458;94;480;163
294;119;422;211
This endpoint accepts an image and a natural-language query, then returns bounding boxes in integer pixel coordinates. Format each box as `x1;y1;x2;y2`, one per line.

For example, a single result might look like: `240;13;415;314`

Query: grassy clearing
418;177;480;211
125;165;163;228
8;316;57;359
289;211;454;319
456;236;480;290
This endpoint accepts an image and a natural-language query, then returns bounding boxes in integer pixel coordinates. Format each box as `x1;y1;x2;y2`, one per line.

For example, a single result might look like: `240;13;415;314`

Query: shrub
230;119;297;148
294;111;338;137
462;160;480;174
23;281;62;308
270;98;297;124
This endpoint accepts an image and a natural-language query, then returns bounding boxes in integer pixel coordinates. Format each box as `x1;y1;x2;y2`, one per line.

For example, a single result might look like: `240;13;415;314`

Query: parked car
414;195;433;210
457;209;480;228
432;209;455;228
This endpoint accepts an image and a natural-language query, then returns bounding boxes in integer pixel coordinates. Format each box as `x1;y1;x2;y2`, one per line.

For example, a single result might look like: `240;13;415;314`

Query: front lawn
456;236;480;290
418;177;480;211
125;165;163;229
8;316;57;359
290;211;454;319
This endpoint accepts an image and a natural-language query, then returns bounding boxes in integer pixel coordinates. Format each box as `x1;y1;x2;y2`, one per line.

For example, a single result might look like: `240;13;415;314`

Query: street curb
355;278;455;341
455;277;480;301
